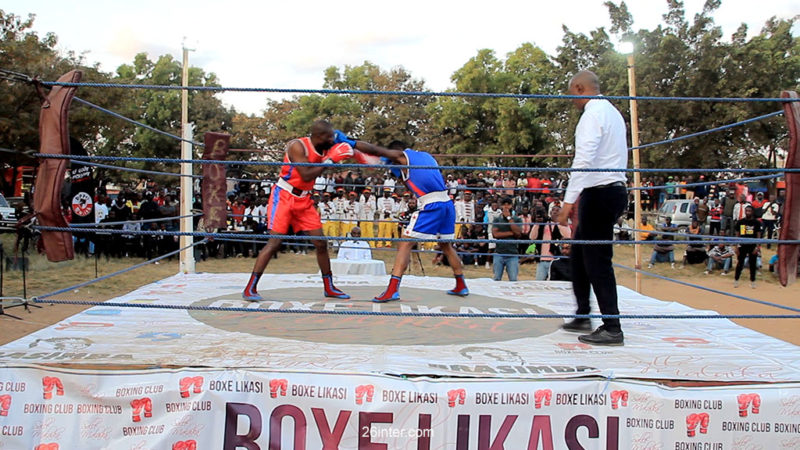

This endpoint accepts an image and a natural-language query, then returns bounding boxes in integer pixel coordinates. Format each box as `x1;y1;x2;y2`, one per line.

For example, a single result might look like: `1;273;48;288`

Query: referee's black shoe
578;326;624;346
561;319;592;333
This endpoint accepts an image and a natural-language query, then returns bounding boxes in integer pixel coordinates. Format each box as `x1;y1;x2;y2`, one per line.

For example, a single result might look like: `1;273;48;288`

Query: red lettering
269;404;306;450
311;408;350;450
223;402;261;450
479;415;517;450
527;415;554;450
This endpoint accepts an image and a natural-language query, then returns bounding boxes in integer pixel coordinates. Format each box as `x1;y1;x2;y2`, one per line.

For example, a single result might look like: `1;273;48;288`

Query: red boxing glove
353;150;382;166
325;143;354;163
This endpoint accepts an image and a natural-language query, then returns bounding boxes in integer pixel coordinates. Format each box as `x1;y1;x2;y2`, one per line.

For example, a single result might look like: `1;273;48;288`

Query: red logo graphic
35;444;59;450
71;192;93;217
131;398;153;422
172;440;197;450
737;393;761;417
663;337;711;347
269;379;288;398
557;343;592;350
356;385;375;405
686;412;710;437
534;389;552;409
447;389;466;408
42;377;64;400
179;376;204;398
0;394;11;416
610;390;629;409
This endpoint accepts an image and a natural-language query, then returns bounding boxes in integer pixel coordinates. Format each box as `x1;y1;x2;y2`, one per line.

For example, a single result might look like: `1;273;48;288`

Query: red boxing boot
447;274;469;296
322;274;350;299
373;276;402;303
243;272;263;302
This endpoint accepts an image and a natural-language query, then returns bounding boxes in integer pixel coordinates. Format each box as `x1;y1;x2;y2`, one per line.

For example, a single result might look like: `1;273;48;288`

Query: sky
5;0;798;115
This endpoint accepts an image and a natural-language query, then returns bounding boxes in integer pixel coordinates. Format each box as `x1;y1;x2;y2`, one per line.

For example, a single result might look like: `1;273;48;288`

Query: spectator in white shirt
760;194;780;248
94;196;109;223
455;190;477;229
557;70;628;346
314;175;327;193
357;187;378;247
732;194;751;223
337;227;372;261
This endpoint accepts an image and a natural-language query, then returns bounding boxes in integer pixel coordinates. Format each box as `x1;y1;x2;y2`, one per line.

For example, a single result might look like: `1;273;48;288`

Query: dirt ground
1;235;798;346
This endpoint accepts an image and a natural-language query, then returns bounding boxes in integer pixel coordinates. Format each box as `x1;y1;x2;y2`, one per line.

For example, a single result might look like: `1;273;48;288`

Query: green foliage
1;3;798;187
426;45;557;166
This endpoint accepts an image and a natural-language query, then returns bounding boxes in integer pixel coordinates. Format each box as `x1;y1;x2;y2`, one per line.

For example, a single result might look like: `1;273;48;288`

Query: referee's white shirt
564;98;628;204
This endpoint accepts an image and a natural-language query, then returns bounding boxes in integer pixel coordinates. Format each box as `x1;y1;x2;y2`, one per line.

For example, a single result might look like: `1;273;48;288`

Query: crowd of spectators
7;167;788;282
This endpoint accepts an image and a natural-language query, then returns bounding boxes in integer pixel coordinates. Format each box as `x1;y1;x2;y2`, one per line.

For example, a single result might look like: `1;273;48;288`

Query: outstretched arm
353;141;408;166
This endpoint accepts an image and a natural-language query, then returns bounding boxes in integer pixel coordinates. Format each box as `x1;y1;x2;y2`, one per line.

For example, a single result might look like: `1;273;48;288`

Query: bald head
311;120;333;136
310;120;335;152
569;70;600;93
567;70;601;110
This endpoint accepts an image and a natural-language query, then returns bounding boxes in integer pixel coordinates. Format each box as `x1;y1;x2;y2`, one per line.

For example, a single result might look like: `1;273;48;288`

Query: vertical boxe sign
201;132;230;230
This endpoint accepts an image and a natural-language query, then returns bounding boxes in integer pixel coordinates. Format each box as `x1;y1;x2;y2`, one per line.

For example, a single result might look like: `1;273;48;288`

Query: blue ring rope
211;236;565;260
68;214;201;228
631;111;784;150
613;263;800;313
40;81;800;103
70;159;203;179
62;156;784;194
628;174;782;191
34;240;206;300
33;153;797;173
28;298;800;320
74;97;204;147
32;226;797;246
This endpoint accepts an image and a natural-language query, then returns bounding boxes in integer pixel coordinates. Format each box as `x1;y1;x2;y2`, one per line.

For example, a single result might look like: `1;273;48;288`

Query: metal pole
627;53;643;293
180;43;196;274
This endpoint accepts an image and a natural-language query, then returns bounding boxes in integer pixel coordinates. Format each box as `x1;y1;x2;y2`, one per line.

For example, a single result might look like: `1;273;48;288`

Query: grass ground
1;233;797;346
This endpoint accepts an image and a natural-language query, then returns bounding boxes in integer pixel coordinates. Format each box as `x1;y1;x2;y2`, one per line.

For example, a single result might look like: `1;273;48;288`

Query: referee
557;70;629;346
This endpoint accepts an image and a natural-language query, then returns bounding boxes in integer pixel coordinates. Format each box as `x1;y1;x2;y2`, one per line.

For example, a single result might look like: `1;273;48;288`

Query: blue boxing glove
333;130;357;148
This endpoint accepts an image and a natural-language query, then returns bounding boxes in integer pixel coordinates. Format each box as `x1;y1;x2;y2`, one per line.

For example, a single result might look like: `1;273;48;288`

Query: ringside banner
0;367;798;448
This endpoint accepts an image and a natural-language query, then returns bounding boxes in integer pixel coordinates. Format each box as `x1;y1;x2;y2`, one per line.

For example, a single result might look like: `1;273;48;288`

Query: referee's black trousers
570;185;628;332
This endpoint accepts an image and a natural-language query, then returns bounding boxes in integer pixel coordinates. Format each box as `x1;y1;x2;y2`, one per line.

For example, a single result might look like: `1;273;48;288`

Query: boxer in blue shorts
335;134;469;302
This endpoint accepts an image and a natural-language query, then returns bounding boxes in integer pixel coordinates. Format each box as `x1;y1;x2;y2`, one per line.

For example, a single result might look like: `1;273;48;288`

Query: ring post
625;46;643;293
180;44;196;274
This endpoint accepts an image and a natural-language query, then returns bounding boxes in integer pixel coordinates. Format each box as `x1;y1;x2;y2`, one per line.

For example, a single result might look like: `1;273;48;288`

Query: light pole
619;41;643;293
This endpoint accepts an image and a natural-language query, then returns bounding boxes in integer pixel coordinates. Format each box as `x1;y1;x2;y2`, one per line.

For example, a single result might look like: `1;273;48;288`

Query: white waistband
277;178;311;197
417;190;451;208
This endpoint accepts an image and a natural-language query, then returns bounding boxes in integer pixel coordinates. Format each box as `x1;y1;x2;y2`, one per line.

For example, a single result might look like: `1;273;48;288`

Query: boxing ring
0;70;799;448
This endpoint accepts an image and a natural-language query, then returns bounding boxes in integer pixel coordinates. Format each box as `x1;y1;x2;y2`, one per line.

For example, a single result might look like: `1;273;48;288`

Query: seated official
706;243;734;275
337;227;373;261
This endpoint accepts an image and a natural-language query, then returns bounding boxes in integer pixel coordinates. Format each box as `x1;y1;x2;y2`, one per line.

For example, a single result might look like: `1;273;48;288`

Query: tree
103;53;234;183
0;10;107;158
553;1;799;174
426;45;558;167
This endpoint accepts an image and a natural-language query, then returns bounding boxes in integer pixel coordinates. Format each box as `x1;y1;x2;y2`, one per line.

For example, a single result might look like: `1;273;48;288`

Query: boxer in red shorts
243;120;353;301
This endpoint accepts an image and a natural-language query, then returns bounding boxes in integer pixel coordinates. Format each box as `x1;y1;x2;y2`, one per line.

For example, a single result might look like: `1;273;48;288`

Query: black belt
289;186;307;196
588;181;626;189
